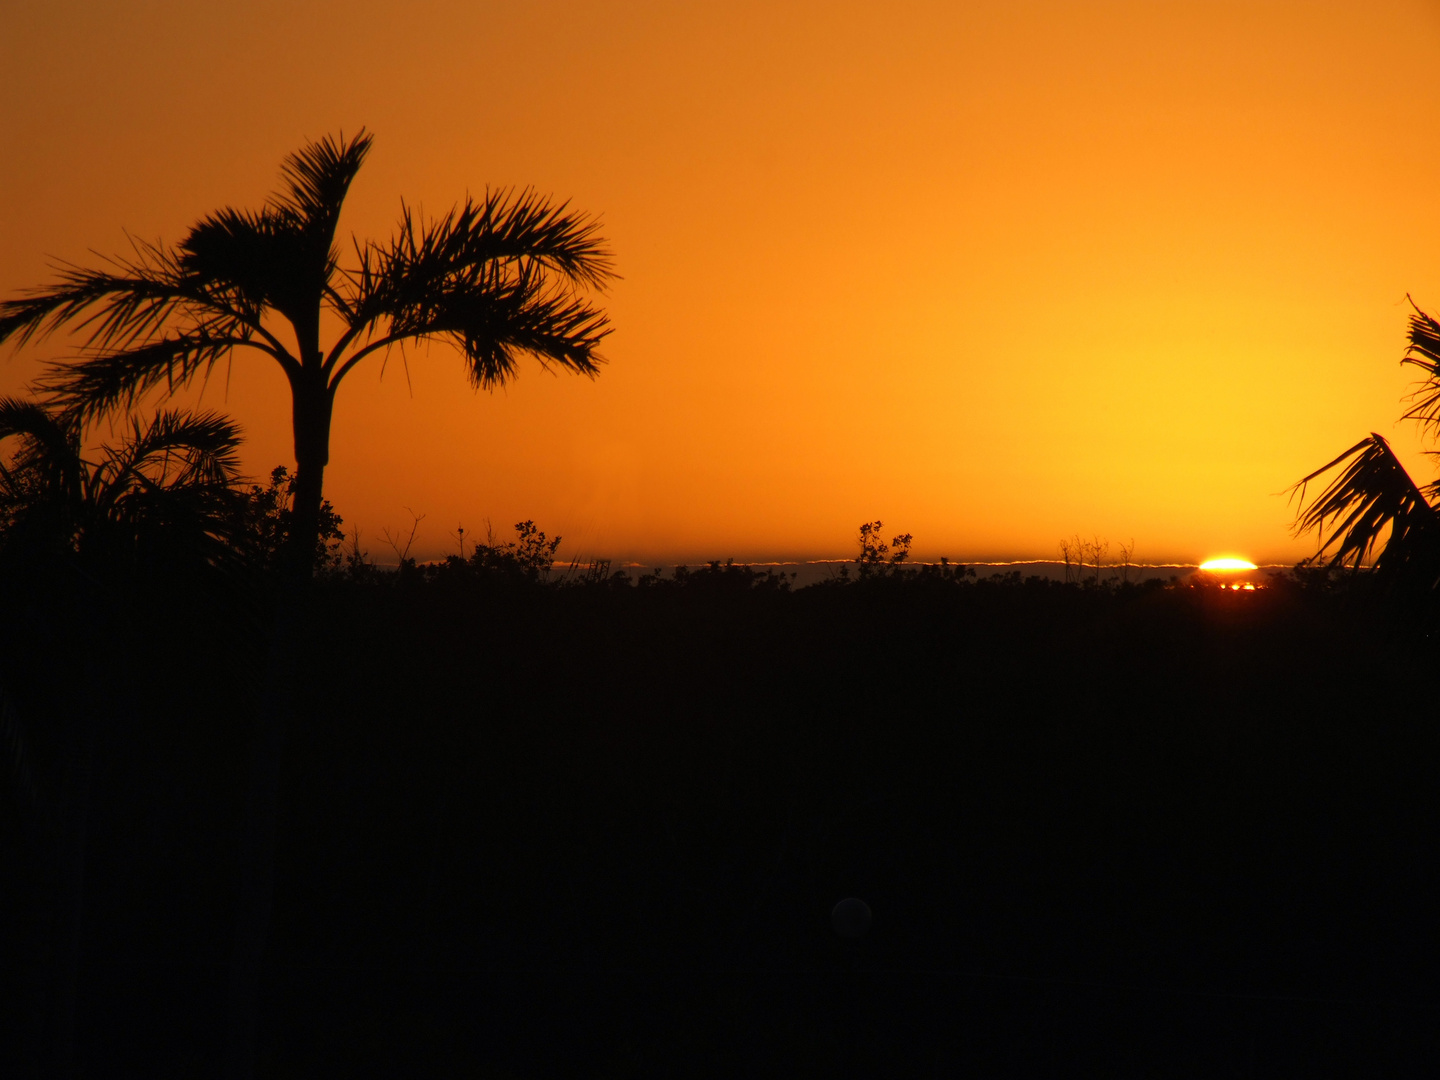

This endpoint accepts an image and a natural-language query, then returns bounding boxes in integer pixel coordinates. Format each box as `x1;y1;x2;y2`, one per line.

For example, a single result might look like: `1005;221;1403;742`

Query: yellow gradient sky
5;0;1440;564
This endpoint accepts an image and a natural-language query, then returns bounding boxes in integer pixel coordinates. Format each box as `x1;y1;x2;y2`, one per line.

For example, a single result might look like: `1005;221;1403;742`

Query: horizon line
368;555;1309;571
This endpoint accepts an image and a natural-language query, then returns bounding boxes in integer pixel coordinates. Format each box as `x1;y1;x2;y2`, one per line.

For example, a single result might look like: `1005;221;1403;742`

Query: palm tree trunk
284;378;334;580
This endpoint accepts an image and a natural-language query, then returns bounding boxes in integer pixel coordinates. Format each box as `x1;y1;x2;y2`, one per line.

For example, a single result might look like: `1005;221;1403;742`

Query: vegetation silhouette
854;519;912;578
1057;534;1136;587
0;397;246;579
234;466;347;581
1291;297;1440;599
0;400;259;1079
0;131;615;1079
0;402;363;1076
2;503;1437;1075
427;519;563;586
0;129;615;577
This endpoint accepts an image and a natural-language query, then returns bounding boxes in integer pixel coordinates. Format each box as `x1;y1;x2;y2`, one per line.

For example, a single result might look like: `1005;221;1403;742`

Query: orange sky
5;0;1440;565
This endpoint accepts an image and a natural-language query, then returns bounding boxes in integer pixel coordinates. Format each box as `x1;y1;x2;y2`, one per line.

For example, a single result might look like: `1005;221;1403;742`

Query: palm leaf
331;196;614;384
37;329;255;424
1290;432;1437;573
454;189;615;289
453;279;611;389
0;396;248;571
271;130;372;238
0;244;194;353
0;398;88;559
1400;297;1440;436
88;410;247;570
373;189;614;289
0;395;81;468
0;396;85;508
96;408;244;503
0;237;287;427
178;208;310;320
0;137;371;413
179;133;370;334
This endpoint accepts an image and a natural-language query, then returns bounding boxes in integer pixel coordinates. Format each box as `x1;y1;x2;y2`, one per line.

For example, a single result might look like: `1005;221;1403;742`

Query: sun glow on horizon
1199;557;1259;572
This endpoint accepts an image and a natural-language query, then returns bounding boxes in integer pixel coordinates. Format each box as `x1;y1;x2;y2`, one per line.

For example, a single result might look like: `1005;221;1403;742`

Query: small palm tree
1291;298;1440;591
0;396;246;577
0;397;248;1077
0;130;614;578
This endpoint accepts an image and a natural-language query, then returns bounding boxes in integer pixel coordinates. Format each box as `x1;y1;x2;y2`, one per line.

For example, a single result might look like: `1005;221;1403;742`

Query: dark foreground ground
3;568;1438;1077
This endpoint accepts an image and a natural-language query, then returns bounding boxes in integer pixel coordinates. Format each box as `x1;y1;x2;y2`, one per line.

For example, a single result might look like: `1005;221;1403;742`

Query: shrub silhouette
855;519;912;578
234;465;345;578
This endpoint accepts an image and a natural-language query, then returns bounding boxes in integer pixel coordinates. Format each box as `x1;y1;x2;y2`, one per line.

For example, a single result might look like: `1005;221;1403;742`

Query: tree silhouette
0;397;245;577
0;134;615;1078
1291;298;1440;591
0;398;249;1077
0;130;615;578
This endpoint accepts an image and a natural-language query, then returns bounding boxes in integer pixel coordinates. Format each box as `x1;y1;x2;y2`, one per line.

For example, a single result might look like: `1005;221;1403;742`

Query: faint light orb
831;897;872;939
1199;557;1257;572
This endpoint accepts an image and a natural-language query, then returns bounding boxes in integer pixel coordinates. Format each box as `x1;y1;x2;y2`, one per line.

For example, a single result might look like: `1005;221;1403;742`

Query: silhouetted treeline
3;510;1439;1077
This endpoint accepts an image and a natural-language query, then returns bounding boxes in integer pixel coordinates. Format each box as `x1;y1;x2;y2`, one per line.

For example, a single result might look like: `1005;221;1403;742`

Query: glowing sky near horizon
4;1;1440;566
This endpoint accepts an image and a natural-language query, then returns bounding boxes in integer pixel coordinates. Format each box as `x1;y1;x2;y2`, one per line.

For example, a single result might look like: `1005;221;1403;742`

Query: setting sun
1199;558;1259;572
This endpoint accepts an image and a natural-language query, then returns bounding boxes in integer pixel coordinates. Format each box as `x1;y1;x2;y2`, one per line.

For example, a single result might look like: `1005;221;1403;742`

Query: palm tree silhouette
0;134;615;1077
0;397;246;576
0;398;248;1077
1291;298;1440;590
0;130;615;577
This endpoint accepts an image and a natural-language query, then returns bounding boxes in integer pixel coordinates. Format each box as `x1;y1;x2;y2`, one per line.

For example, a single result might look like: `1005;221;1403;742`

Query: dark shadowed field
3;567;1437;1077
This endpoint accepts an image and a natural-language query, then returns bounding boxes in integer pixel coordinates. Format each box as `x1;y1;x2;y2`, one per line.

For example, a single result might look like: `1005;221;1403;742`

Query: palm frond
178;207;308;317
271;130;372;238
0;398;89;558
0;234;287;431
99;408;245;499
346;191;613;316
79;407;247;569
0;395;81;464
36;328;256;424
176;131;371;333
452;278;611;389
453;188;616;289
0;241;197;353
0;396;85;506
1290;432;1437;572
1;395;248;568
1;144;364;416
1400;297;1440;437
330;198;614;384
